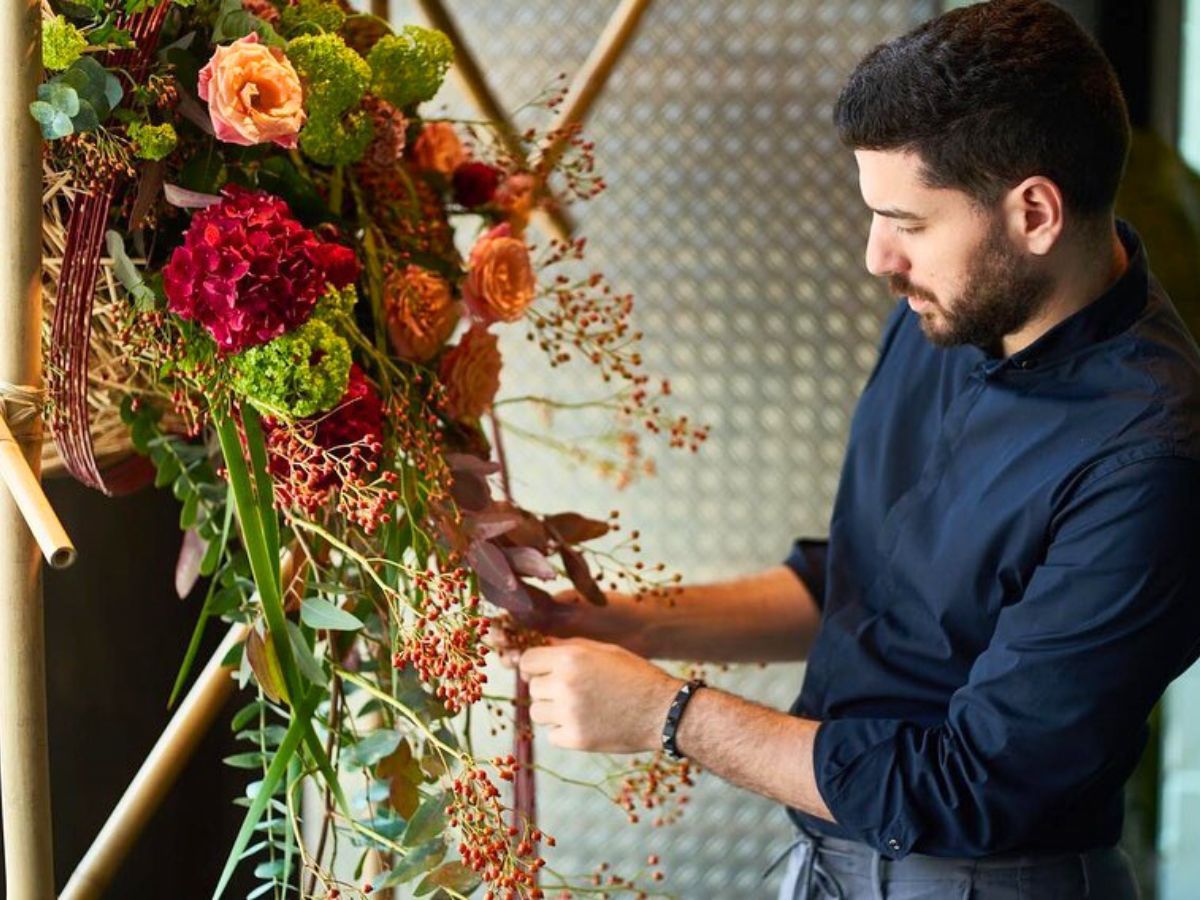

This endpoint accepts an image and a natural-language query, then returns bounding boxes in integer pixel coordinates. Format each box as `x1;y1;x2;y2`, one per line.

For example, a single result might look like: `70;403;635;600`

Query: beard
889;218;1053;353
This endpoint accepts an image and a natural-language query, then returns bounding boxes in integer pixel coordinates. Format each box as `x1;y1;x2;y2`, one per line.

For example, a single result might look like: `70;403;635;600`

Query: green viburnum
43;15;88;72
287;33;373;166
312;283;357;325
279;0;346;35
366;25;453;110
127;121;177;161
231;317;352;418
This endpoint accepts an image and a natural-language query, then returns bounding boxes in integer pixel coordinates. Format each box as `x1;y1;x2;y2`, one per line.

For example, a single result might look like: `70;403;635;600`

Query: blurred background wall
15;1;1199;897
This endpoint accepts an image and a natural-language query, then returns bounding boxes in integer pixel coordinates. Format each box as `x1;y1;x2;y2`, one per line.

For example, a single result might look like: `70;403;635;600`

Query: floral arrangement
36;1;709;898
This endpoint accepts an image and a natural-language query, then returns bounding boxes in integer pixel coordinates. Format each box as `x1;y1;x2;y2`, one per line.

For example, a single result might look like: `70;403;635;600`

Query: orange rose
384;265;459;363
198;33;305;149
439;325;502;421
412;122;467;176
462;223;537;324
494;173;536;233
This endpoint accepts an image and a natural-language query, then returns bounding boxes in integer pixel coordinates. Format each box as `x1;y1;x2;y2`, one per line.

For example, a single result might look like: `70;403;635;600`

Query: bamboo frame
60;623;250;900
535;0;655;174
0;413;76;568
413;0;576;242
0;2;56;898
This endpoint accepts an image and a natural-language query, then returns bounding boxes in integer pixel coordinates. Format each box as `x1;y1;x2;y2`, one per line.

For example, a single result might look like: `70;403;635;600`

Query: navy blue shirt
784;222;1200;859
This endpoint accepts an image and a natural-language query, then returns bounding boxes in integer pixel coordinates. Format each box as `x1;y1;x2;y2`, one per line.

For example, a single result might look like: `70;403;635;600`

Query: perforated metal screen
377;1;936;895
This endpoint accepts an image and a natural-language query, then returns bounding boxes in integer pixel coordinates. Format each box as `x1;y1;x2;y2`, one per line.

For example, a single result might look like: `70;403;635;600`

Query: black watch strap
661;678;706;759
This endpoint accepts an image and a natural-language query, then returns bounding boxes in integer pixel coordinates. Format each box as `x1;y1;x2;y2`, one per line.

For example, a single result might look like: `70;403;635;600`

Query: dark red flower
452;161;501;209
163;184;360;354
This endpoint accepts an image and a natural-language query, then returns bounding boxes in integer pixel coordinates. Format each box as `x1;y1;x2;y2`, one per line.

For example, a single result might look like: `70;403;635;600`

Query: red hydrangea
264;364;385;510
163;184;360;353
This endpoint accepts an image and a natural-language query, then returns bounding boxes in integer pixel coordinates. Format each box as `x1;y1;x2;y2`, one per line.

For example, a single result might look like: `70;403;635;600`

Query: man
498;1;1200;897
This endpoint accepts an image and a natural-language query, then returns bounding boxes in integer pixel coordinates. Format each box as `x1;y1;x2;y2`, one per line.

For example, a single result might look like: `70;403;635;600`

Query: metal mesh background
377;1;936;895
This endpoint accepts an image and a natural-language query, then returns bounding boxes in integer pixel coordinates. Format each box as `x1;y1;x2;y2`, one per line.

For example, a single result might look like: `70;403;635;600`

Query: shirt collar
975;219;1148;375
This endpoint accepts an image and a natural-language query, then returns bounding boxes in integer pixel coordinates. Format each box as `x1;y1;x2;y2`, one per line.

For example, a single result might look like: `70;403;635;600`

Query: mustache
888;275;937;305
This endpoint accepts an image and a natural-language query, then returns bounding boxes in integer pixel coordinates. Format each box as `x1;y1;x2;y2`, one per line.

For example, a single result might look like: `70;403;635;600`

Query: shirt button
887;838;901;851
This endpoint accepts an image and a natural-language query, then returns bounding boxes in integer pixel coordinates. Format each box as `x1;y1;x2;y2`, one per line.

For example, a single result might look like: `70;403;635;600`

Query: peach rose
439;325;502;421
412;122;467;176
198;33;305;149
462;223;537;324
493;173;537;233
384;264;459;363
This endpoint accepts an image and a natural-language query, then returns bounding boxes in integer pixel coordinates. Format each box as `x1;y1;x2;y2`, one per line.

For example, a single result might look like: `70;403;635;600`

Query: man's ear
1004;176;1065;256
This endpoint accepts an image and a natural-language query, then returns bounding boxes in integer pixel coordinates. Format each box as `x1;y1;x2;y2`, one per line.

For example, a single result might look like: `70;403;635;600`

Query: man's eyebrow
871;206;925;221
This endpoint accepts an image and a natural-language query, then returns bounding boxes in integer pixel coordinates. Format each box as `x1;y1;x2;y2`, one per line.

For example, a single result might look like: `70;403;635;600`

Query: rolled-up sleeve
783;538;829;610
812;454;1200;857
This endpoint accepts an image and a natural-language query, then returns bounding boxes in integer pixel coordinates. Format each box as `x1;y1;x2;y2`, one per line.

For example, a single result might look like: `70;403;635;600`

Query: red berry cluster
447;762;552;899
392;568;490;714
613;750;697;828
527;239;710;457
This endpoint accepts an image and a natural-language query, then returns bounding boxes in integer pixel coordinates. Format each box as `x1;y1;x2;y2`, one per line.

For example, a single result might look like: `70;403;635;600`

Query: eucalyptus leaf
38;81;80;117
417;861;480;896
377;838;445;886
346;730;401;768
401;792;447;848
300;597;364;632
29;102;74;140
70;99;99;134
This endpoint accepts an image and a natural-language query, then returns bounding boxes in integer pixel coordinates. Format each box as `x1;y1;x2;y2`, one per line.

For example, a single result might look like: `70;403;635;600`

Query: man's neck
1001;225;1129;357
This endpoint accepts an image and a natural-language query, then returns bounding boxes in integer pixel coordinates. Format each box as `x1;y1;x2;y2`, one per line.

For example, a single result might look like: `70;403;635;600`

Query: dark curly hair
834;0;1131;222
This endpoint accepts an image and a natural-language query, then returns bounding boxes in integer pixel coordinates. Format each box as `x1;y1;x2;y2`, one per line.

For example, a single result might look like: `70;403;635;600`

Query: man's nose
865;220;908;278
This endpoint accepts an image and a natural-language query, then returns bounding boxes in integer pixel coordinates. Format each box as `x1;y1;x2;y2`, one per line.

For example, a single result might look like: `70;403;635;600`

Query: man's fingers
517;645;558;678
528;698;558;726
527;675;558;701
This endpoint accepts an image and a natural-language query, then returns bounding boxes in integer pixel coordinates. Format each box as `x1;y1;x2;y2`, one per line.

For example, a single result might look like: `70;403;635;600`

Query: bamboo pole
536;0;655;174
0;413;76;568
413;0;576;242
59;622;249;900
0;2;57;898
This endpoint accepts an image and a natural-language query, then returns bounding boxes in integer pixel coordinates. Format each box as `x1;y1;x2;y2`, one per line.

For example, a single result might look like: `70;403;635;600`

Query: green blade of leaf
211;690;317;900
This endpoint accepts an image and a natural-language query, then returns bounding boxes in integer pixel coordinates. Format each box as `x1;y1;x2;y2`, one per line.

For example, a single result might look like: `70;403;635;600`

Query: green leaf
235;724;288;746
38;81;80;116
180;492;200;529
285;620;327;687
211;692;318;900
231;701;267;732
376;839;446;887
346;730;401;768
68;55;109;99
223;751;267;770
401;792;447;848
300;597;363;632
29;101;74;140
252;858;287;880
102;69;123;111
416;861;480;897
154;453;181;488
70;99;100;133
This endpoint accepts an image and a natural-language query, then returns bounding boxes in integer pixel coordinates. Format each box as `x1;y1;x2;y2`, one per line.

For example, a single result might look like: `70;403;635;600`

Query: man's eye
895;225;924;235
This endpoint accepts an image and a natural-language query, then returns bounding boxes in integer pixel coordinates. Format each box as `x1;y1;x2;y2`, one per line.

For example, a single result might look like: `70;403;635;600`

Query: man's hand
516;637;684;753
